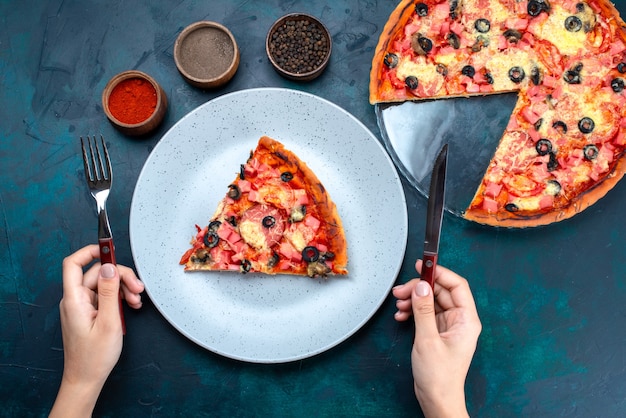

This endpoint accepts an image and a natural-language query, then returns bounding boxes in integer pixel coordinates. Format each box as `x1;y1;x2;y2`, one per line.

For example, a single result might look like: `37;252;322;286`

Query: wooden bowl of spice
266;13;332;81
174;21;240;89
102;70;167;136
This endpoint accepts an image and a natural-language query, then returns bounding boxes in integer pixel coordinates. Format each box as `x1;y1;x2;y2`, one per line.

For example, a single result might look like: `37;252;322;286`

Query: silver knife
422;144;448;288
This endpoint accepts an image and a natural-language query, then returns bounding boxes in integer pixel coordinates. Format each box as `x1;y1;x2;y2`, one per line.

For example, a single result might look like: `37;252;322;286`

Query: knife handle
99;238;126;335
421;251;438;288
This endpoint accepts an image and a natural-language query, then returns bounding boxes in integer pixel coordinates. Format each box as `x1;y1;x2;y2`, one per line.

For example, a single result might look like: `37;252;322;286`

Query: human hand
50;244;144;418
392;260;481;418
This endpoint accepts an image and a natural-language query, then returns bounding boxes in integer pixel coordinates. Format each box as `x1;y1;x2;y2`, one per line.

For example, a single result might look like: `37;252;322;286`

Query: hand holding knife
421;144;448;288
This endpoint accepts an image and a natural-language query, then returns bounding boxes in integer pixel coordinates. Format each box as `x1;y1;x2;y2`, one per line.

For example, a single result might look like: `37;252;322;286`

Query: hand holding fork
80;135;126;334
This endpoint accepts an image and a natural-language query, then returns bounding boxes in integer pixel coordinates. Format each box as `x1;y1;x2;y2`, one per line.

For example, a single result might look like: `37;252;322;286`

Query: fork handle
99;238;116;264
99;238;126;335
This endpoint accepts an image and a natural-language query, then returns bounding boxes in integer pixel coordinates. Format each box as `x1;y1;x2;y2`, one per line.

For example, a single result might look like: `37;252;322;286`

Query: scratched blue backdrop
1;0;626;416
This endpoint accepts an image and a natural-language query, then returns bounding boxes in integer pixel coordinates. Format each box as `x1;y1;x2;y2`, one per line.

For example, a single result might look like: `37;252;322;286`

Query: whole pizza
370;0;626;227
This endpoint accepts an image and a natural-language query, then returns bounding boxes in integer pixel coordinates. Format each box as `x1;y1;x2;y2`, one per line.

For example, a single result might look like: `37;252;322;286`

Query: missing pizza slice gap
179;136;348;277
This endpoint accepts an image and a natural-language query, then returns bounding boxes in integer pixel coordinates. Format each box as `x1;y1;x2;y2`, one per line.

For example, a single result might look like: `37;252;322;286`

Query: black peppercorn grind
268;17;330;76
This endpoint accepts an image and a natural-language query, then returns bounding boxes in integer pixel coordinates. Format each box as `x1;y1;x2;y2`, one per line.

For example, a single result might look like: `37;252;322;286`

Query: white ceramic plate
130;88;408;363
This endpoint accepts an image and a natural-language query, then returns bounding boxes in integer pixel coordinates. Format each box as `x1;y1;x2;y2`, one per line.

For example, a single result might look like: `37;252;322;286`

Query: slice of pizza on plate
370;0;626;227
179;136;348;277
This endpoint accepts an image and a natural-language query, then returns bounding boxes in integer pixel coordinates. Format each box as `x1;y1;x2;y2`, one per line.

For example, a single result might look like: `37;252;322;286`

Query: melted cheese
239;220;267;250
257;181;294;210
284;223;315;252
396;56;441;88
530;4;594;56
485;49;534;91
511;196;541;211
286;228;307;252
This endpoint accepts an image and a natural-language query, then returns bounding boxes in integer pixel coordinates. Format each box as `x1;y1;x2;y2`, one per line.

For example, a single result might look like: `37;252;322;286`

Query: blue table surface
2;0;626;416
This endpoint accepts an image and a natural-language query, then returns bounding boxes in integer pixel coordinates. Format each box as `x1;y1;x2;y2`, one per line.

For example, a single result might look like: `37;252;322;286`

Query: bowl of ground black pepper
174;21;240;89
266;13;332;81
102;70;168;137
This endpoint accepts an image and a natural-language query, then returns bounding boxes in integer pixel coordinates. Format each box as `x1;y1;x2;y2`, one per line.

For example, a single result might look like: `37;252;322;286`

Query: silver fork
80;135;126;333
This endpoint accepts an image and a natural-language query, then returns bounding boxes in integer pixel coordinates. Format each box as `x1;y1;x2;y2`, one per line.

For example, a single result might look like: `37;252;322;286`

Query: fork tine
90;135;104;182
99;135;112;182
80;136;94;182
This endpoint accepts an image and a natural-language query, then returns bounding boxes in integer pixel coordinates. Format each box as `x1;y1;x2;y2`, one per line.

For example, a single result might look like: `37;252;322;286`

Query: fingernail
101;264;116;278
415;281;430;297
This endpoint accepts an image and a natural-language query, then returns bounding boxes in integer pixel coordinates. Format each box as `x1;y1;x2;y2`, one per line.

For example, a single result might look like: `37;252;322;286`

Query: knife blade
421;143;448;288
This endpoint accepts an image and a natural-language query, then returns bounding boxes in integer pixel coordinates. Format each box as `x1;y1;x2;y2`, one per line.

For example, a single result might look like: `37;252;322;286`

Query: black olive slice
204;231;220;248
208;220;222;232
505;203;519;212
280;171;294;182
503;29;522;43
531;66;542;85
262;215;276;228
405;75;419;90
412;33;433;55
461;65;476;78
528;0;550;17
565;16;582;32
535;138;552;156
302;246;320;262
583;144;599;160
436;63;448;77
239;164;246;180
534;118;543;131
547;179;562;195
241;259;251;273
227;184;241;200
563;70;581;84
485;72;494;84
618;62;626;73
547;152;559;172
415;2;429;17
447;32;460;49
611;78;625;93
578;117;595;134
384;52;398;69
475;18;491;33
419;36;433;53
552;120;568;133
575;2;585;12
509;66;525;83
227;216;237;227
564;63;583;84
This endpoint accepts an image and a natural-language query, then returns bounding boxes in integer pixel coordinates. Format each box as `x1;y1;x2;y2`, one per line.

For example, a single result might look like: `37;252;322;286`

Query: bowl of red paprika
102;70;168;136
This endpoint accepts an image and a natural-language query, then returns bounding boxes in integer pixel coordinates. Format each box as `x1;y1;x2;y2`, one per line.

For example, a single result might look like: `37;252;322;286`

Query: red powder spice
108;78;157;124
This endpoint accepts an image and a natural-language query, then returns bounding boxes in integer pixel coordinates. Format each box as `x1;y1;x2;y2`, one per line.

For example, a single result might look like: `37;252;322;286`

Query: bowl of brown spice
102;70;168;137
266;13;332;81
174;21;240;89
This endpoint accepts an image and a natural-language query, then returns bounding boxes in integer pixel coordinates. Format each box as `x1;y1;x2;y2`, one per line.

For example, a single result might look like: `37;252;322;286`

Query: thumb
412;280;439;340
97;263;121;329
